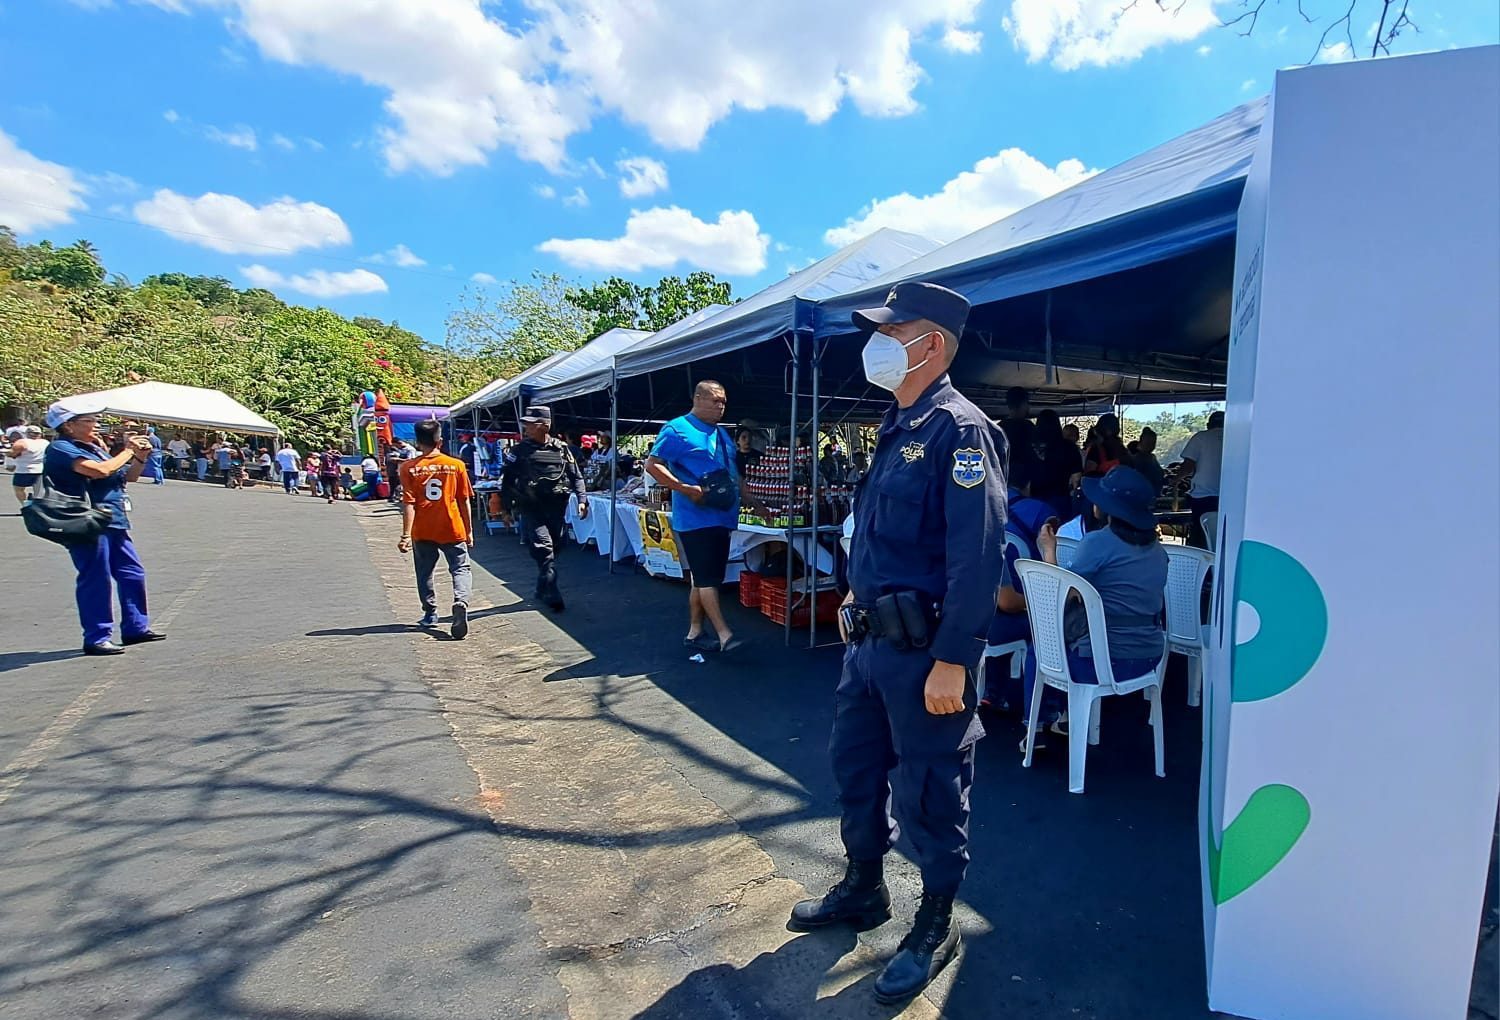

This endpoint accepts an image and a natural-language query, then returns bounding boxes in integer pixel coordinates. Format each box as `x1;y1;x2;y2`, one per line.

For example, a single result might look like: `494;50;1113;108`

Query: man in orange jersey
397;419;475;639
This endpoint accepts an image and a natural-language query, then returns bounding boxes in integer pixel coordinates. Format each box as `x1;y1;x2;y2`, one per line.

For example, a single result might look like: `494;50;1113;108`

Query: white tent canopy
68;381;280;436
448;374;510;417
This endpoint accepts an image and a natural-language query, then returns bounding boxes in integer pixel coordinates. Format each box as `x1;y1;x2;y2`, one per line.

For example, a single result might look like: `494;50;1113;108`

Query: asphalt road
2;482;1491;1020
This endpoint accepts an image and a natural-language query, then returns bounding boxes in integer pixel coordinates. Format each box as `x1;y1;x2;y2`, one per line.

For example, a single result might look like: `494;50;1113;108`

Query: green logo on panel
1207;541;1327;904
1231;541;1328;703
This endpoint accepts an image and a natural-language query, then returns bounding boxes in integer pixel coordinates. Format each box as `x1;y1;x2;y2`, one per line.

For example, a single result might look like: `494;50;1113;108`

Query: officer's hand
679;484;706;505
924;661;967;715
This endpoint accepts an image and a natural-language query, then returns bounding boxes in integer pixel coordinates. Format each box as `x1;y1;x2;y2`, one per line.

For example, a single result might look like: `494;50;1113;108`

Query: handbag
697;428;738;510
20;485;113;546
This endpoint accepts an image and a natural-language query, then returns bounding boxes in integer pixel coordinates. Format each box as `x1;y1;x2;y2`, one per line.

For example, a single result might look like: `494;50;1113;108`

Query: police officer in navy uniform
499;405;587;612
788;282;1008;1004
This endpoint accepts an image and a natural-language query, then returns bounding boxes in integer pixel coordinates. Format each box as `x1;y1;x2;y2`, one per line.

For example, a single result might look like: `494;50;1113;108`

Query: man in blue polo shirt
646;380;744;654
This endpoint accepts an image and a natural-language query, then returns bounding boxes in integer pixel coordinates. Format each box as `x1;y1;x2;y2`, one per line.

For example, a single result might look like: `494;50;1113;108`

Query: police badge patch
951;448;985;488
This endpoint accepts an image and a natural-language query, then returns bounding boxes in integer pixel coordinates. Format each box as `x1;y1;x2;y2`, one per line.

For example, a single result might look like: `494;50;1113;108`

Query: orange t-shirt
400;452;474;544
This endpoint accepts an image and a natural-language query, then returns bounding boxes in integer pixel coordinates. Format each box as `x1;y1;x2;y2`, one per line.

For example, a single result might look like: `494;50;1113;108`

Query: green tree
568;270;733;336
446;272;590;375
14;241;105;290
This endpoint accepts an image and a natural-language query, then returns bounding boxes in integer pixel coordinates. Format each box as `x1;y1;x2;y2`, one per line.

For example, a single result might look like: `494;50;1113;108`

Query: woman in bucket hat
1024;465;1169;749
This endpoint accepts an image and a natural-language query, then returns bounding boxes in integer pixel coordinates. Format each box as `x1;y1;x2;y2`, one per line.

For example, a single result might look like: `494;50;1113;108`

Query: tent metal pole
609;369;618;576
785;331;799;646
808;327;821;649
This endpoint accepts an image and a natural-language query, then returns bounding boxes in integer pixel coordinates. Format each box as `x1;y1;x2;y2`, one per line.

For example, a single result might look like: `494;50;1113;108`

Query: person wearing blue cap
1026;465;1168;747
41;398;165;655
788;281;1008;1004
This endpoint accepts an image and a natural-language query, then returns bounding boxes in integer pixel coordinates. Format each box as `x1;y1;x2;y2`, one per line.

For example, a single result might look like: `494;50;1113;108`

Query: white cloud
617;155;669;198
163;109;181;123
825;147;1092;246
206;124;258;151
131;0;984;174
241;264;388;298
0;129;87;233
303;137;325;152
83;170;140;195
271;133;296;151
1240;78;1257;92
133;190;352;254
539;206;769;275
1197;44;1212;56
470;271;499;284
534;184;557;199
941;27;983;53
1002;0;1222;70
1317;41;1354;63
365;242;426;267
562;186;590;208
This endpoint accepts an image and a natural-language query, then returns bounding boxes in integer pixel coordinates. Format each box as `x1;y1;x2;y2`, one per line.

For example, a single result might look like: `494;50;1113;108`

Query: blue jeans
282;469;299;493
1023;647;1160;726
68;528;150;646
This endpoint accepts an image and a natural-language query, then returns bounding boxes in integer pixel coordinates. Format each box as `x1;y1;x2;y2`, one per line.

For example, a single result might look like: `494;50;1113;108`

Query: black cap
521;405;552;424
853;281;970;340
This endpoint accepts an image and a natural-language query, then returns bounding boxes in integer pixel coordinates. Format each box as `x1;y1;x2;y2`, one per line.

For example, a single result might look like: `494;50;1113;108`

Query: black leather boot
873;891;962;1004
787;858;891;932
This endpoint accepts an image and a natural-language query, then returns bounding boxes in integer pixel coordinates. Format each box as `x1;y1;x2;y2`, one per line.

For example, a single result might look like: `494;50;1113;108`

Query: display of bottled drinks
739;445;854;529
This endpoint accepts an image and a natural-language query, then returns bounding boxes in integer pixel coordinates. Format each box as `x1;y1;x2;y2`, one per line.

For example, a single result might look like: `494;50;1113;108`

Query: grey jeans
413;541;472;611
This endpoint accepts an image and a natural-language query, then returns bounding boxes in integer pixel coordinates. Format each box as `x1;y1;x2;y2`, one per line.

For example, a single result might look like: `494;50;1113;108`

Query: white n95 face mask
862;331;934;392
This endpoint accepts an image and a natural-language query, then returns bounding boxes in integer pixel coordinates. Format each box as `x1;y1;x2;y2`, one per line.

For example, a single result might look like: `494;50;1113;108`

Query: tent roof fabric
612;228;938;381
69;381;280;435
535;304;729;406
509;326;648;405
813;97;1266;335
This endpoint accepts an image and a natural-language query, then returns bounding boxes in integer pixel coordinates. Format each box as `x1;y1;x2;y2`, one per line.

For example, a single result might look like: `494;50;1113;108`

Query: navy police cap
852;281;970;340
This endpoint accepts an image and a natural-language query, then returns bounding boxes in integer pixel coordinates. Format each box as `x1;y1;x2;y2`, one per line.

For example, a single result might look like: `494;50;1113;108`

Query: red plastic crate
760;584;841;629
737;569;762;607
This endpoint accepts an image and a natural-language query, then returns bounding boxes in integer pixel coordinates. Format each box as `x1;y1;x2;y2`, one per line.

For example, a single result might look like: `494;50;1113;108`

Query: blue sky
2;0;1495;345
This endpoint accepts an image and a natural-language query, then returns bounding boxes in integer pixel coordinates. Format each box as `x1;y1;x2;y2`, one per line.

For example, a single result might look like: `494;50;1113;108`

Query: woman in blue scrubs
42;400;165;656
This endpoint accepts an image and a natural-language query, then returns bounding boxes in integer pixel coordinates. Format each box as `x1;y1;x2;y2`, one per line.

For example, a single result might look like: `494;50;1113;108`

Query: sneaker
450;602;469;640
419;610;439;628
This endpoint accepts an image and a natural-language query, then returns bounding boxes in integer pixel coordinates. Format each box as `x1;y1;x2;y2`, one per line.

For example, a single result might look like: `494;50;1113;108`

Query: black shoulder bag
21;482;113;547
696;427;738;511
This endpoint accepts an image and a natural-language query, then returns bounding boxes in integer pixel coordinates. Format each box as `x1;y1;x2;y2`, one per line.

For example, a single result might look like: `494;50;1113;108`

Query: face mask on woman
861;330;935;391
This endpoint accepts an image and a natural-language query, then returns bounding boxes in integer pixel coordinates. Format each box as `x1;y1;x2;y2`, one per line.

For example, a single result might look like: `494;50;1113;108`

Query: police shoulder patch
951;448;985;488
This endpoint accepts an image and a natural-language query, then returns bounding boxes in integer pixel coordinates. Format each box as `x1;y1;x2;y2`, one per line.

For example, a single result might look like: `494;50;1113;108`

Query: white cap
45;397;107;430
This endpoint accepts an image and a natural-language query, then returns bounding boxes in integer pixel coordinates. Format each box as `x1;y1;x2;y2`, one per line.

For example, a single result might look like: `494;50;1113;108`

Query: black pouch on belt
874;594;909;651
895;591;932;649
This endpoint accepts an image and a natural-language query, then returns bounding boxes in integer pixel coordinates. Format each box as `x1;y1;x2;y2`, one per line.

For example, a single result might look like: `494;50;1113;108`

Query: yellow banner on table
638;509;684;579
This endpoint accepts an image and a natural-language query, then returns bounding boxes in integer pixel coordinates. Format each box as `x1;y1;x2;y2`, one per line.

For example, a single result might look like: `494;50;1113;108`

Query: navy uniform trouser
68;527;150;646
520;506;566;599
831;635;985;897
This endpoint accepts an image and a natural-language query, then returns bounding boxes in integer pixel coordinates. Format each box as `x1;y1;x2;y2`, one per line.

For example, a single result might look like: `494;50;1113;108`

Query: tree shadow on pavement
467;535;1229;1020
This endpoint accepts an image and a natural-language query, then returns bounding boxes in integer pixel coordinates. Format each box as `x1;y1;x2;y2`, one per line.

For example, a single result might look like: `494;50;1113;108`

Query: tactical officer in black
499;405;587;612
788;283;1008;1004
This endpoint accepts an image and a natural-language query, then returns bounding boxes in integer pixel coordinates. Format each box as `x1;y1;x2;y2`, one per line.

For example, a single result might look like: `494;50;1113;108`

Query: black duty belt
843;592;940;651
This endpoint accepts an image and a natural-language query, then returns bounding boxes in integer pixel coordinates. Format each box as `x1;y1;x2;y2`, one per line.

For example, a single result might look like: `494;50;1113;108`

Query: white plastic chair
1053;535;1080;570
1163;545;1215;707
1014;559;1167;794
979;532;1031;702
1200;511;1220;553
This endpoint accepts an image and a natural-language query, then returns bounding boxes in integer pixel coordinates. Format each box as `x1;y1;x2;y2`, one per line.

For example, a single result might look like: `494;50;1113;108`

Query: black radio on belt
843;592;939;651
